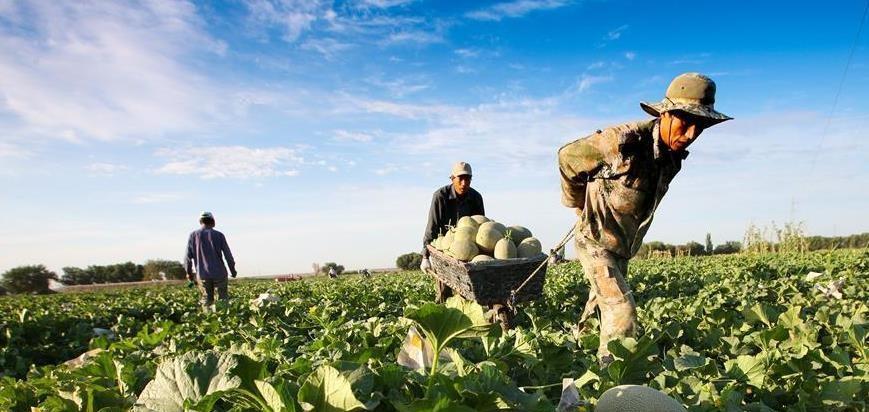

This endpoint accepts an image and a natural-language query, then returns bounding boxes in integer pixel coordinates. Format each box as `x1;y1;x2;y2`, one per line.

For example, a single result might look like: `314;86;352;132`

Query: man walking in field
185;211;237;309
420;162;485;303
559;73;731;363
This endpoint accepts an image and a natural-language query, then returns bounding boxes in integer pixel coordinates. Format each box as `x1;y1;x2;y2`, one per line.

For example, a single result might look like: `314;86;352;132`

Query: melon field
0;249;866;411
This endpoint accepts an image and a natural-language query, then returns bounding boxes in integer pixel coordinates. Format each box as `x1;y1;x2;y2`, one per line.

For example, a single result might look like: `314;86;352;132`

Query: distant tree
320;262;345;276
714;241;742;255
0;285;7;296
396;252;423;271
685;241;706;256
1;265;57;294
705;233;713;255
61;266;89;285
143;260;186;281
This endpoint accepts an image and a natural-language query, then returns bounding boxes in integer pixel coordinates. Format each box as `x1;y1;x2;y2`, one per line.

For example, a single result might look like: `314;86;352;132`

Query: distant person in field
420;161;485;303
185;211;237;309
558;73;731;364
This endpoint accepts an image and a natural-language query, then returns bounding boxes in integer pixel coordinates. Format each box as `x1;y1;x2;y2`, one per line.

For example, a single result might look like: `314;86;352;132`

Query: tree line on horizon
1;232;866;295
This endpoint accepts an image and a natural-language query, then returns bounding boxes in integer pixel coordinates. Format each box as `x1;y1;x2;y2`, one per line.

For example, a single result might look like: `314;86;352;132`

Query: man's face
659;111;706;152
451;174;471;196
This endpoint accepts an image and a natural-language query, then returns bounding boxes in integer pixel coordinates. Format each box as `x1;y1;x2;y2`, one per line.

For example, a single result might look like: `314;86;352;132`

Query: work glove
420;257;432;273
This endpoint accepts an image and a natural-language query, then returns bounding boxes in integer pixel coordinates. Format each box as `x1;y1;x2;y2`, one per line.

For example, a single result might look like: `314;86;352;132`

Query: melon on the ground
449;237;479;261
494;237;517;259
476;222;504;254
517;237;542;258
596;385;686;412
507;225;532;245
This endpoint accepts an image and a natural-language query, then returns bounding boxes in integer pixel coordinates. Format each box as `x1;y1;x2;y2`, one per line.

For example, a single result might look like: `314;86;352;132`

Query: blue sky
1;0;867;276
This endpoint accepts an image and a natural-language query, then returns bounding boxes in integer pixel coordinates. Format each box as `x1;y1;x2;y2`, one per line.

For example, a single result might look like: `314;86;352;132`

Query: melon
470;254;494;264
475;222;504;254
517;237;542;258
441;230;455;251
449;237;479;261
494;236;517;259
454;225;477;240
596;385;686;412
507;225;532;245
457;216;479;230
470;215;489;225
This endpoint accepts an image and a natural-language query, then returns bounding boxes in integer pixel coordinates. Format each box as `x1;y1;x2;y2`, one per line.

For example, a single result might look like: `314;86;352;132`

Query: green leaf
819;377;862;407
725;354;767;388
297;365;367;412
673;354;708;371
133;352;246;412
256;380;296;412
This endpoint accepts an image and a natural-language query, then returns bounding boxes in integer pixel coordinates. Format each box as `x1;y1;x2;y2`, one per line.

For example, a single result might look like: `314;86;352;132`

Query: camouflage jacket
558;119;687;258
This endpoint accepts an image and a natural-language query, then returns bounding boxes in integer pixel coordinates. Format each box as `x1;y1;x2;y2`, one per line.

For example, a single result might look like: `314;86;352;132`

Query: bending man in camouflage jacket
558;73;731;363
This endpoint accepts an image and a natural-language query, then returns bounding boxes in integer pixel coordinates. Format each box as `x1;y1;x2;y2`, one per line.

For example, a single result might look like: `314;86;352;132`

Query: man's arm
557;130;616;209
220;233;237;277
422;191;444;257
184;232;195;279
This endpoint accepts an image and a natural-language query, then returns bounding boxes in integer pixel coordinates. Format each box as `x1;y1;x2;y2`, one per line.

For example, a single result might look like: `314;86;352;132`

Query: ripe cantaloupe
517;237;542;258
494;235;517;259
507;225;532;245
454;225;477;240
471;215;489;225
449;236;479;261
441;230;455;251
457;216;479;230
596;385;686;412
476;222;504;254
470;254;494;264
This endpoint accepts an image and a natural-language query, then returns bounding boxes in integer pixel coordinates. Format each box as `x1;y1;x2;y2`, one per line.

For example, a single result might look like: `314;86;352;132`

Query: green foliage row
0;250;865;410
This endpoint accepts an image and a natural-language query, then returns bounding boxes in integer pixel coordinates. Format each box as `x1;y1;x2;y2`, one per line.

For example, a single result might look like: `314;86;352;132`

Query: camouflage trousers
575;239;637;359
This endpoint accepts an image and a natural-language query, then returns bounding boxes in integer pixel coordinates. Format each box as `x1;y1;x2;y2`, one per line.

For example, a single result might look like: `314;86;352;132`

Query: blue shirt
185;227;235;279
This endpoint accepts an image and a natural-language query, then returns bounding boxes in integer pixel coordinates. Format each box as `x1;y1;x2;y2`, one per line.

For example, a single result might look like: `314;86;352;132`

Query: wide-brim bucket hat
641;72;732;126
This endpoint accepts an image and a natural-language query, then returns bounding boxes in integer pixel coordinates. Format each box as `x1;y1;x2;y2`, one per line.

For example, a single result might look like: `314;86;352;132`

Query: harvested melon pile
430;215;544;263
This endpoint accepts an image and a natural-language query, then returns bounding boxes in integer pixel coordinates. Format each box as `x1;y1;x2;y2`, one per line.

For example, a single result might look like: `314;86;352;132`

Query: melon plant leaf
297;365;367;412
134;352;244;412
725;354;767;388
255;380;297;412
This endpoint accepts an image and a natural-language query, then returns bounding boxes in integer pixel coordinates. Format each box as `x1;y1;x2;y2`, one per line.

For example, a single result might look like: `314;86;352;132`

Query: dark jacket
422;185;485;257
185;227;236;279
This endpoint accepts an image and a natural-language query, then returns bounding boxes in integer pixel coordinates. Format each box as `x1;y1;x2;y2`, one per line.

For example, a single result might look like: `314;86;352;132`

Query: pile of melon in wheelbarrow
426;215;548;330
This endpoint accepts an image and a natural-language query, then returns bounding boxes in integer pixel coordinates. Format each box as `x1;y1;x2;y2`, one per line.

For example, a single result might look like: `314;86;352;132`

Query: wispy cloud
86;162;128;176
576;74;613;92
300;37;353;59
0;142;30;158
243;0;328;42
0;1;226;143
625;51;636;60
365;75;431;97
356;0;417;8
131;193;184;204
466;0;570;21
605;24;628;40
155;146;304;179
333;129;379;143
382;29;444;45
454;48;480;58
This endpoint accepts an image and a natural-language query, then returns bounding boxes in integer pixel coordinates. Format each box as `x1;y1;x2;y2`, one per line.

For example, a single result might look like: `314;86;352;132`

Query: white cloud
132;193;184;204
454;48;480;58
333;129;378;142
0;142;30;158
244;0;328;42
356;0;416;8
365;76;431;97
155;146;305;179
86;162;128;175
625;51;636;60
576;74;613;92
300;37;353;58
0;1;226;143
382;30;444;45
605;24;628;40
466;0;570;21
